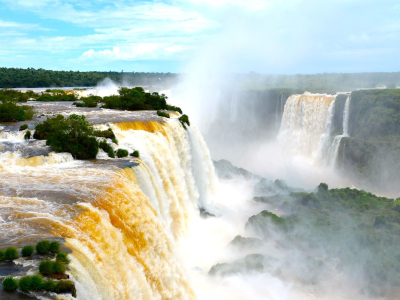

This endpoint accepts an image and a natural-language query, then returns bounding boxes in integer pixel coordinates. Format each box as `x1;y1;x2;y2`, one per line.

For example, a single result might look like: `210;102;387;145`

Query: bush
94;128;115;139
21;245;34;257
130;150;140;158
5;247;18;261
34;114;99;159
157;110;170;118
49;241;60;254
55;280;76;297
112;137;118;145
24;130;31;140
179;114;190;129
53;260;66;274
2;277;18;292
19;124;28;130
0;98;34;122
0;249;5;261
36;240;51;255
56;252;70;264
18;276;32;293
99;140;115;158
42;280;56;292
116;149;128;158
39;260;54;276
30;275;44;291
166;105;183;114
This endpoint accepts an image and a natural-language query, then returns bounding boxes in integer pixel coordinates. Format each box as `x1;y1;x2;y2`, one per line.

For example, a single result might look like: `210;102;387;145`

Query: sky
0;0;399;73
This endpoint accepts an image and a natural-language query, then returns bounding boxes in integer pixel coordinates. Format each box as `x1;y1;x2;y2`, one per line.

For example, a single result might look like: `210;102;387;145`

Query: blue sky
0;0;399;73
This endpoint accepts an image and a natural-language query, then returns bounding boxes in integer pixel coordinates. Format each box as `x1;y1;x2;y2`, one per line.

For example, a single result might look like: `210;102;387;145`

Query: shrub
0;249;5;261
18;276;32;293
112;137;118;145
99;140;115;158
36;240;51;255
24;130;31;140
39;260;54;276
116;149;128;158
34;114;99;159
53;260;66;274
21;245;34;257
19;124;28;130
94;128;115;139
157;110;170;118
30;275;44;291
49;241;60;254
5;247;18;261
179;114;190;129
56;252;70;264
130;150;140;158
2;277;18;292
166;105;182;114
42;280;56;292
0;98;34;122
55;280;76;297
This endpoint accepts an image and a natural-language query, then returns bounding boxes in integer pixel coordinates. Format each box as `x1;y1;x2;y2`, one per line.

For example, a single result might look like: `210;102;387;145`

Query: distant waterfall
278;93;336;163
327;95;351;166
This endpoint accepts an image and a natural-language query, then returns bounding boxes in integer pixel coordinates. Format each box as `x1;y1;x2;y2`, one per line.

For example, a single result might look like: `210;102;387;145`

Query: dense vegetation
0;91;34;122
34;114;99;159
337;89;400;193
1;68;399;94
246;183;400;295
0;68;177;88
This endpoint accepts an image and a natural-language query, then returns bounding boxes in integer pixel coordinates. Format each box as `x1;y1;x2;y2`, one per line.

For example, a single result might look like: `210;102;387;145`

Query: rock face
209;254;265;276
228;235;263;250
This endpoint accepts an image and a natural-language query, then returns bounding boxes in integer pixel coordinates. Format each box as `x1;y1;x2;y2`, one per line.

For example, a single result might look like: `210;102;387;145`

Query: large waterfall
278;93;351;167
0;114;217;300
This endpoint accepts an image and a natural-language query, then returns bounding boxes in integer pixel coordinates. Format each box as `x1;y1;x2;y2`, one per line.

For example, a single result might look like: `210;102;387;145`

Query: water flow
327;95;351;166
278;93;337;163
0;117;218;300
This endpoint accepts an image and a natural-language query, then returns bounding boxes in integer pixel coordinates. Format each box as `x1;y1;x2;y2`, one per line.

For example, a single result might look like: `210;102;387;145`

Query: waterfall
278;93;336;163
327;95;351;166
0;118;217;300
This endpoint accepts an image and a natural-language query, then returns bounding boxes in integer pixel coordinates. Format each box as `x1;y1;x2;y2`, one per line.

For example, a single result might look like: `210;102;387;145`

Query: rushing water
0;105;217;300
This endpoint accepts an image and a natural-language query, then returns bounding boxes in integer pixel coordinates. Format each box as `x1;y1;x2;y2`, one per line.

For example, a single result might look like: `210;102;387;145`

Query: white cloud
79;43;185;61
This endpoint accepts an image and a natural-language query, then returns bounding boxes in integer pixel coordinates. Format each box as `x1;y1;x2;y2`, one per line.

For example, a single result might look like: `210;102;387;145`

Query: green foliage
157;110;170;118
102;87;169;111
2;277;18;292
4;247;18;260
42;280;56;292
53;260;66;274
34;114;99;159
116;149;128;158
99;140;115;158
19;124;28;130
55;280;76;297
56;252;70;264
112;137;118;145
94;128;115;139
131;150;139;158
36;240;51;255
24;130;31;140
18;276;32;293
0;249;4;261
75;95;100;107
250;185;400;290
49;241;60;254
0;96;34;122
166;105;182;114
0;67;178;88
179;114;190;129
39;260;54;276
36;93;76;102
21;245;34;257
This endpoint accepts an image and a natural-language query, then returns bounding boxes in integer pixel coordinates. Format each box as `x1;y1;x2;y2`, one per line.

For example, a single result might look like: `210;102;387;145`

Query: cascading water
278;93;337;163
0;112;218;300
327;95;351;166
